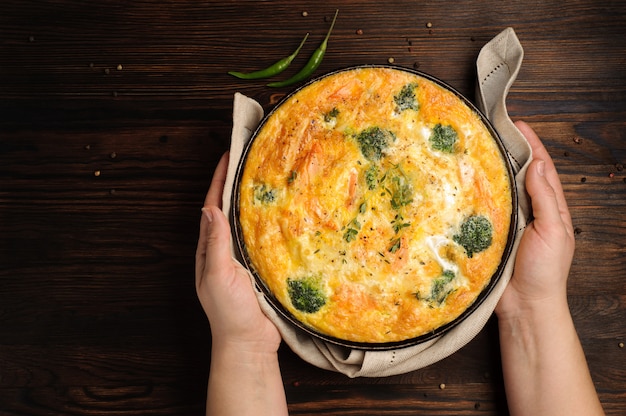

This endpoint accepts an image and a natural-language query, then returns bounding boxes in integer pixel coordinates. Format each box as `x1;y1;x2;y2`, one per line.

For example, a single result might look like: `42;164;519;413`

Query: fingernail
537;160;545;177
201;207;213;223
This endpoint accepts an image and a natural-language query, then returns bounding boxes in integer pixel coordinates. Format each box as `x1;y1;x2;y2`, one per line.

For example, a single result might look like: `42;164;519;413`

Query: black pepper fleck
581;177;587;183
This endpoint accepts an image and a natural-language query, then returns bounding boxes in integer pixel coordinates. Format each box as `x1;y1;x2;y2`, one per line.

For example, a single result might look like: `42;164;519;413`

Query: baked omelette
237;67;513;344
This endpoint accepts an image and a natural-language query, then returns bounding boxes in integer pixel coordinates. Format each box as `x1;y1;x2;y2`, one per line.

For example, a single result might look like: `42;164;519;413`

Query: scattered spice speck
110;152;117;159
387;57;395;64
609;172;615;178
85;144;91;150
573;137;582;144
439;383;446;390
619;342;624;348
301;11;308;17
426;22;433;28
564;151;569;157
413;62;420;69
581;177;587;183
103;68;110;75
94;170;101;177
116;64;123;71
574;227;582;235
356;28;363;35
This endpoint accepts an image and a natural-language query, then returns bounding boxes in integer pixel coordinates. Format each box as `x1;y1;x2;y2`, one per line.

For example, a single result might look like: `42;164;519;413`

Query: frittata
237;67;512;344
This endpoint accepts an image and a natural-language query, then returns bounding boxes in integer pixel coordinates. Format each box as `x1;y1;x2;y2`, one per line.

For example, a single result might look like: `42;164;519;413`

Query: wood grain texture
1;0;625;415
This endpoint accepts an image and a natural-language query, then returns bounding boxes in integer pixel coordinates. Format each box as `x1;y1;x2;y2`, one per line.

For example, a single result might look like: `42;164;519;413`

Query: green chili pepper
267;9;339;88
228;32;309;80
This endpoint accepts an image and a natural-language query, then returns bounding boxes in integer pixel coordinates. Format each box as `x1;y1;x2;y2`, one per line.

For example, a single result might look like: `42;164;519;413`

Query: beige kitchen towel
221;27;532;377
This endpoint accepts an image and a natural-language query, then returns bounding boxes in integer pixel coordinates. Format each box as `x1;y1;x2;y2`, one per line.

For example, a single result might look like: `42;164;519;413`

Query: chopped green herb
388;238;401;253
391;213;411;234
430;124;458;153
287;170;298;184
343;227;359;242
343;217;361;242
394;82;419;112
365;165;379;190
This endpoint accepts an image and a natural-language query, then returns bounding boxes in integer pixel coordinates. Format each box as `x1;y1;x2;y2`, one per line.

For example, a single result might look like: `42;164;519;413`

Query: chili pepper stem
320;9;339;51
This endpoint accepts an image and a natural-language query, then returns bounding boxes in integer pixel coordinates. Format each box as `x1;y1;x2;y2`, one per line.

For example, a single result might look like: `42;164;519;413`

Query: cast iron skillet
231;65;518;351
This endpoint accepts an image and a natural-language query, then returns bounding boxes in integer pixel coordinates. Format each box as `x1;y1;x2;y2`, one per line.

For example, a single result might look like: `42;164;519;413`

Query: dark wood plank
1;0;625;415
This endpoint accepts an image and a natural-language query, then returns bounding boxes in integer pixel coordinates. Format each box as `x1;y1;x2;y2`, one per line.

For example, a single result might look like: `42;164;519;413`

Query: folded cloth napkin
221;27;532;377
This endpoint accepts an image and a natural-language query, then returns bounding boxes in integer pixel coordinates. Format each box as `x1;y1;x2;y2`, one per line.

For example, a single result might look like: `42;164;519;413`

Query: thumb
201;205;235;280
526;158;563;227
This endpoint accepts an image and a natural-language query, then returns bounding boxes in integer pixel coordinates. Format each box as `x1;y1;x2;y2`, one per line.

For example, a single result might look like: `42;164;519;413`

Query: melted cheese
238;67;512;344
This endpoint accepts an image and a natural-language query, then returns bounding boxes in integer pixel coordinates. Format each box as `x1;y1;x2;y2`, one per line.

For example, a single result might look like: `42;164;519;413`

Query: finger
526;158;564;227
201;205;235;282
197;152;230;287
514;121;572;227
205;152;230;208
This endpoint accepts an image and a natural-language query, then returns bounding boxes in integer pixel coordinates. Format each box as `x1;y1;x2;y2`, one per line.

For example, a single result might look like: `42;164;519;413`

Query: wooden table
1;1;624;414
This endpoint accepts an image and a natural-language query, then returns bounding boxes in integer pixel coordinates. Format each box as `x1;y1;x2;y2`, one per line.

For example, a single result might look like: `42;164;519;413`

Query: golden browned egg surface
238;67;512;344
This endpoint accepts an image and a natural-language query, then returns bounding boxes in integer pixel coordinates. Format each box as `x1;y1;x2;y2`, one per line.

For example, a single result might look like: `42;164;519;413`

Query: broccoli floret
453;215;493;258
253;184;277;204
394;83;419;112
355;126;395;161
429;270;456;305
429;124;458;153
414;270;456;305
287;277;327;313
323;107;340;122
388;174;413;210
